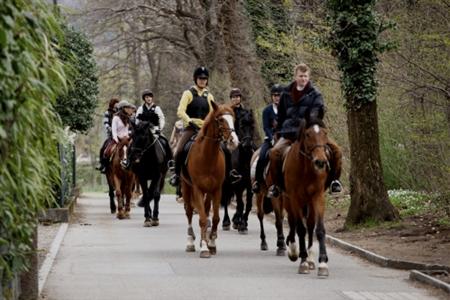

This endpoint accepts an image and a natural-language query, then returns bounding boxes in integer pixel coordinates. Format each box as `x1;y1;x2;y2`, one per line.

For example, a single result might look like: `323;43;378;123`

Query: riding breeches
255;140;272;183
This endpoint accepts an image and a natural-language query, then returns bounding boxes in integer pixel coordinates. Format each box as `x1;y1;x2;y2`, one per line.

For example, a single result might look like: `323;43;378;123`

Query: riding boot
169;154;181;187
330;180;343;194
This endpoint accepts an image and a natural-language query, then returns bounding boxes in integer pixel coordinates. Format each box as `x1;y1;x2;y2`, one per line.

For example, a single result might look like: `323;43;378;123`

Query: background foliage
55;24;98;133
0;0;67;292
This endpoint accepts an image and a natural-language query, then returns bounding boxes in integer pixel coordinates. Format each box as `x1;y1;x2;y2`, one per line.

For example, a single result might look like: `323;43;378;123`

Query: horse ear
297;118;307;141
211;100;219;111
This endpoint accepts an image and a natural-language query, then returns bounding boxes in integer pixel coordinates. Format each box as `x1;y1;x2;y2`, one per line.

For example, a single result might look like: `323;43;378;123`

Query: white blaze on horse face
313;124;320;134
223;114;239;151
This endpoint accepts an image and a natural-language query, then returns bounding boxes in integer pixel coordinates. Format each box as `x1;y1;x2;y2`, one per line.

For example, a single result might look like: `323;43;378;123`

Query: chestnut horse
106;139;136;219
283;115;338;277
182;102;239;258
250;148;286;256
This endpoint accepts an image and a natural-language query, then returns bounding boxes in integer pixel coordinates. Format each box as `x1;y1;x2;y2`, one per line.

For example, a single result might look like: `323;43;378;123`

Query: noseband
203;112;235;144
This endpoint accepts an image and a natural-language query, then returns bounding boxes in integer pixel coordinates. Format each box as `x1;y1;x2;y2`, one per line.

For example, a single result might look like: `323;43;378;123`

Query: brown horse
106;138;136;219
283;115;338;277
182;102;239;258
250;148;286;256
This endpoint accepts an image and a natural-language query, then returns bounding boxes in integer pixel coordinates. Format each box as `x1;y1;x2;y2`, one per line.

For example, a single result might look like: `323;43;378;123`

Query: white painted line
38;222;69;294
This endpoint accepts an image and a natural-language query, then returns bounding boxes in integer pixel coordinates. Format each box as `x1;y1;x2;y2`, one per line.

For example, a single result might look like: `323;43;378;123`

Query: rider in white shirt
135;89;165;134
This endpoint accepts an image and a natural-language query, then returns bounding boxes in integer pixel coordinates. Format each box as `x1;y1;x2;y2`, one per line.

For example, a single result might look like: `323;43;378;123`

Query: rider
169;66;215;187
252;84;282;193
97;97;120;173
267;63;343;198
111;100;135;168
135;89;165;133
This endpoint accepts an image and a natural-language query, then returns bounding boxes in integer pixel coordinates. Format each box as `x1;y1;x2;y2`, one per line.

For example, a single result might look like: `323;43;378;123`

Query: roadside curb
38;222;69;295
326;234;450;294
38;188;79;223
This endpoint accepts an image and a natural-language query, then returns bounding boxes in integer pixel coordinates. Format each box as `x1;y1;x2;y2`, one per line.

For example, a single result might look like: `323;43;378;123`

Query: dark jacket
262;104;277;141
233;105;246;132
277;81;324;138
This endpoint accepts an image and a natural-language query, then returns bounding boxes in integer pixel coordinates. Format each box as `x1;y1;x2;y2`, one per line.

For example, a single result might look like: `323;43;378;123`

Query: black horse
129;120;172;227
222;109;256;234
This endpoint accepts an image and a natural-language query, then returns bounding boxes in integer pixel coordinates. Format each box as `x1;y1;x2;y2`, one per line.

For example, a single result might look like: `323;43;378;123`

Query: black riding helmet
271;84;283;95
142;89;153;100
193;66;209;84
229;88;242;98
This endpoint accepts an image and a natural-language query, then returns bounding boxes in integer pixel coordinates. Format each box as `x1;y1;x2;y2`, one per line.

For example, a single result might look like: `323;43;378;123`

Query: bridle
203;112;235;144
130;127;157;160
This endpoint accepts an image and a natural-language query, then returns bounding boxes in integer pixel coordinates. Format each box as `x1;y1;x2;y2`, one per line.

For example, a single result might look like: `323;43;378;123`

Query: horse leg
273;196;286;256
314;197;329;277
221;183;231;230
124;184;132;219
151;179;161;226
232;189;243;230
208;190;221;255
194;189;210;258
296;218;310;274
286;212;298;261
141;179;152;227
182;183;196;252
306;205;316;270
113;176;124;219
108;181;116;214
256;193;268;251
240;186;253;234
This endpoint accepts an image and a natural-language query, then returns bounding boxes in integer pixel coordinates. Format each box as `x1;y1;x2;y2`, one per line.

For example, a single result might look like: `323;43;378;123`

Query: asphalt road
41;192;438;300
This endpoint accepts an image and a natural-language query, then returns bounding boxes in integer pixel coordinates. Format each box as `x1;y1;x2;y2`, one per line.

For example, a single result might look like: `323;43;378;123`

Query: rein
202;112;235;144
299;143;331;165
131;132;157;158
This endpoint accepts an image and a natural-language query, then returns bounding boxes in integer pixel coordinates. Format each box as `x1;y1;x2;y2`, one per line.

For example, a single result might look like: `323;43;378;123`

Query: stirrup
167;159;175;170
169;174;179;187
267;185;280;198
330;180;342;194
229;169;242;184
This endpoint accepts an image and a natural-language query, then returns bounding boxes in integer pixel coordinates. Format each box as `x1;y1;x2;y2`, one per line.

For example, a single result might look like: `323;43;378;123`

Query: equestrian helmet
141;89;153;100
229;88;242;98
271;84;283;95
193;66;209;82
116;99;135;110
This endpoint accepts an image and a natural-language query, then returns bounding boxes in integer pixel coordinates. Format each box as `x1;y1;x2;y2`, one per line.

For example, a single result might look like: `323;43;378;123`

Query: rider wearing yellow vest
169;67;214;186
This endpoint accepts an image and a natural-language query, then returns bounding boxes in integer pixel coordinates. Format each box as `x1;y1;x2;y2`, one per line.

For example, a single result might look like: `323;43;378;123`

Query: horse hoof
298;262;310;274
222;225;230;231
232;223;239;230
276;248;286;256
308;261;316;270
116;211;125;219
238;228;248;235
151;219;159;226
317;263;329;277
185;245;195;252
200;250;211;258
288;252;298;262
143;219;152;227
124;212;130;219
208;246;217;255
261;242;268;251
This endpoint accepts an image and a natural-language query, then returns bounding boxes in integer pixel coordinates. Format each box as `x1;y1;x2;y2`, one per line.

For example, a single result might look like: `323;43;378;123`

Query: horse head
206;101;239;152
237;109;256;150
297;108;330;172
129;121;156;164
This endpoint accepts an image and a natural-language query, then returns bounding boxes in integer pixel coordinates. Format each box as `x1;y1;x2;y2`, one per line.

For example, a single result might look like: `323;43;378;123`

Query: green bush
0;0;67;291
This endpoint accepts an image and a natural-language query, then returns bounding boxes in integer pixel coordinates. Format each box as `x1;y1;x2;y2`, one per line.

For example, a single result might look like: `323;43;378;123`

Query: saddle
154;135;171;164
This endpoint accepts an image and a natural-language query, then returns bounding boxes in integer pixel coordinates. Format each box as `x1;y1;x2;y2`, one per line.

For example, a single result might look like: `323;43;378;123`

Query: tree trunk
345;101;399;225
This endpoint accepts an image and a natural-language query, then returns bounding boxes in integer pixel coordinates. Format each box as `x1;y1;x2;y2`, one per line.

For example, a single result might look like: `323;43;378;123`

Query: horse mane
239;109;256;130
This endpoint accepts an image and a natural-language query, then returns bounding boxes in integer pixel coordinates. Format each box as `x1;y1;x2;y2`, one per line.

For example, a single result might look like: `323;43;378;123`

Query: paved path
41;192;437;300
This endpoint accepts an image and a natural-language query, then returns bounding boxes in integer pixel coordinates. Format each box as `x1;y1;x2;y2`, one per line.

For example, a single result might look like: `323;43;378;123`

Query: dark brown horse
182;102;239;258
106;138;136;219
283;115;338;277
250;148;286;256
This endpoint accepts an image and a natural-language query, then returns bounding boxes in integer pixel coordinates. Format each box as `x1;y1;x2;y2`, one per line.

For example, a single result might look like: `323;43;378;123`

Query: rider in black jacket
267;63;343;197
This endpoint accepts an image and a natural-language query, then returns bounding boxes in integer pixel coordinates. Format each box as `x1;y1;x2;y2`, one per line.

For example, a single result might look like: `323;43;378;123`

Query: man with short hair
267;63;343;197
